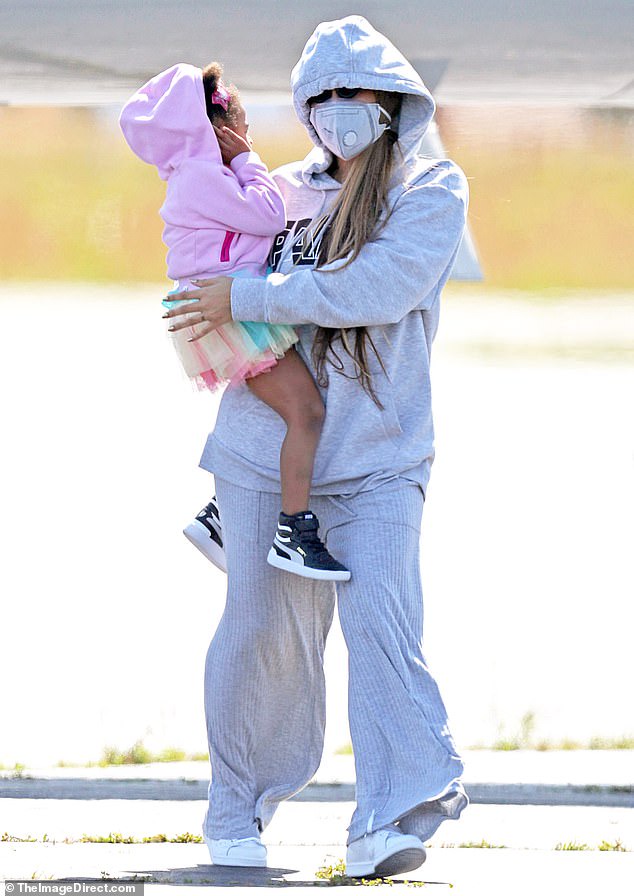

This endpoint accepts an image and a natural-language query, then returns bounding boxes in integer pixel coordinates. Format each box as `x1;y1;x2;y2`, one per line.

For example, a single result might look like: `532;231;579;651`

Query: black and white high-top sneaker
183;496;227;573
267;510;351;581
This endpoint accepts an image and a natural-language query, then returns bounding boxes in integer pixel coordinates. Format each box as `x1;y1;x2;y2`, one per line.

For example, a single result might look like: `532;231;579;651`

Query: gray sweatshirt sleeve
230;163;468;328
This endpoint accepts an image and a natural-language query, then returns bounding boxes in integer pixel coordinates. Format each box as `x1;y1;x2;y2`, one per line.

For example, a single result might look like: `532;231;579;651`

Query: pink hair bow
211;82;230;111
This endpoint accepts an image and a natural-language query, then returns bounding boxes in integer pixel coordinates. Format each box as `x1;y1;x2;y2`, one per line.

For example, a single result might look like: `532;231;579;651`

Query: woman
164;15;469;879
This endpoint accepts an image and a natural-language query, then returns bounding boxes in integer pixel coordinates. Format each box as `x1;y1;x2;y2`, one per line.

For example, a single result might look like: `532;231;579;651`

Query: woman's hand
162;276;234;341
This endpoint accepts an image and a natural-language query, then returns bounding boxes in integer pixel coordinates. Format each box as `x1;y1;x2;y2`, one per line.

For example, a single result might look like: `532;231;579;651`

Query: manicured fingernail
162;313;169;318
167;326;175;331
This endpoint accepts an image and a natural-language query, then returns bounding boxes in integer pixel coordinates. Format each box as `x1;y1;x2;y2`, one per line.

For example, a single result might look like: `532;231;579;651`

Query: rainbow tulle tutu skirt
162;270;299;393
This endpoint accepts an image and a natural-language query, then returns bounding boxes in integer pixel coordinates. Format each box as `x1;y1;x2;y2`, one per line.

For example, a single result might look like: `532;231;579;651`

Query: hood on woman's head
291;15;436;162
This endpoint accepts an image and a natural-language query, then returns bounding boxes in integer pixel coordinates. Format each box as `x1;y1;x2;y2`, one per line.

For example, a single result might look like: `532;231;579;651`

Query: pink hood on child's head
119;63;220;179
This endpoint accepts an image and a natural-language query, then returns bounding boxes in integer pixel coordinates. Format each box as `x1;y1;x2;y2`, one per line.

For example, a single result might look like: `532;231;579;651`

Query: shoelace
200;501;220;523
216;836;263;845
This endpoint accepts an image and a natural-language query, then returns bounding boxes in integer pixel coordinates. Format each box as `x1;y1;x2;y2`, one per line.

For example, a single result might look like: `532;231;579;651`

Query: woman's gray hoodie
199;15;469;498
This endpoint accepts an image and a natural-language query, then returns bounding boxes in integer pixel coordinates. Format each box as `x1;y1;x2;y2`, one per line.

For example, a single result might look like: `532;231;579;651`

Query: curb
0;777;632;807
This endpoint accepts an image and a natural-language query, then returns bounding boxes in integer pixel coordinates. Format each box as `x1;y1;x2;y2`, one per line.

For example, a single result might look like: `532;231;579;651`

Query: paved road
1;1;633;105
2;751;633;807
0;286;632;769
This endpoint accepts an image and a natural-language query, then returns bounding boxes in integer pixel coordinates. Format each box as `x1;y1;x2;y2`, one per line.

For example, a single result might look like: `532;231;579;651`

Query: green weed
315;858;431;886
598;840;628;852
468;711;634;751
77;831;203;844
50;740;209;767
2;832;37;842
80;832;138;844
458;840;506;849
555;841;590;851
99;741;153;766
315;858;350;883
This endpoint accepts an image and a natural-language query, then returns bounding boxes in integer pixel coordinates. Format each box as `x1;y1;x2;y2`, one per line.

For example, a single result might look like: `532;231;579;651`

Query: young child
119;62;350;582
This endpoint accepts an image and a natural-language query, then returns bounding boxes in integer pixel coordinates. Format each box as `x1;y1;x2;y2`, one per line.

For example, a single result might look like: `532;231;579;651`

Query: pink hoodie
119;63;286;281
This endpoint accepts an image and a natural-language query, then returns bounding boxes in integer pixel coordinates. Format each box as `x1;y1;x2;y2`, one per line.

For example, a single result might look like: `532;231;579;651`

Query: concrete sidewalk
1;801;633;894
2;843;633;895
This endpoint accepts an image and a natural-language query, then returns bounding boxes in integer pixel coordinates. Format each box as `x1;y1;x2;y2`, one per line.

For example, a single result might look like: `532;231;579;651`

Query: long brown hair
308;90;403;409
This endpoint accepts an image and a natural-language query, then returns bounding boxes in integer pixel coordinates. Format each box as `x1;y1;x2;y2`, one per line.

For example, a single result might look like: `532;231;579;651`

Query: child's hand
213;125;253;164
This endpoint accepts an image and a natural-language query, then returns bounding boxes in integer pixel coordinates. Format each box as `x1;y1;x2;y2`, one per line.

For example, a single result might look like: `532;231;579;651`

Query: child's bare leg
245;348;324;515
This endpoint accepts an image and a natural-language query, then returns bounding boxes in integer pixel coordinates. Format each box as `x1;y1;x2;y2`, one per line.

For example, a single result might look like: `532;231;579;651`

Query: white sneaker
204;834;267;867
183;496;227;573
346;827;426;878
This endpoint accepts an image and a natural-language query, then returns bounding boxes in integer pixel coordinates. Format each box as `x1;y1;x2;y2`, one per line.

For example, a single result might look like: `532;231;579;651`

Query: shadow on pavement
51;862;440;886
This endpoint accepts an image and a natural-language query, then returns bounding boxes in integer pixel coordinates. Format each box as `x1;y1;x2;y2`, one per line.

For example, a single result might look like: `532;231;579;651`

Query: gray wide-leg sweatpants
203;474;468;847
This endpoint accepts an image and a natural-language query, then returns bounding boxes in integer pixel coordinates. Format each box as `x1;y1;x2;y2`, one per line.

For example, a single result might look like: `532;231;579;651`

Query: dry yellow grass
438;105;634;289
1;105;632;288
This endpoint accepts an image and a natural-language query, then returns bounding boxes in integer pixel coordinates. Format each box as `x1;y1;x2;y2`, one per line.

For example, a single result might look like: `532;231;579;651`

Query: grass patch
315;858;352;884
491;711;537;750
55;741;209;767
343;716;634;754
469;712;634;751
98;741;154;766
0;106;311;283
2;832;38;842
437;105;634;290
314;858;430;886
79;831;203;844
2;831;204;844
555;841;591;851
458;840;506;849
94;742;208;766
598;839;628;851
0;762;27;776
2;744;210;769
588;737;634;751
482;733;634;751
1;106;633;288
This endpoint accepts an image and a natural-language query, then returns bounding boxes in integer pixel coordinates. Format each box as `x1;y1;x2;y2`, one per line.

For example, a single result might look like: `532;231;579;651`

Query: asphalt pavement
2;1;633;105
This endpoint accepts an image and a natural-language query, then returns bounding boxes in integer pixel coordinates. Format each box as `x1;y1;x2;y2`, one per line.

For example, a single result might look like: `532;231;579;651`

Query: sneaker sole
204;837;267;867
347;845;426;879
266;548;351;581
209;853;267;867
183;521;227;573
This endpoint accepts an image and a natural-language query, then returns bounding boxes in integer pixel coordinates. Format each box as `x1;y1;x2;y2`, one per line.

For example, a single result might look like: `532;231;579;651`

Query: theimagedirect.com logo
4;884;144;895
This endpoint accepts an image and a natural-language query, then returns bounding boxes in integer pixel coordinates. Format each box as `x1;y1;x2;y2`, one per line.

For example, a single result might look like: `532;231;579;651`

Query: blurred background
0;1;632;769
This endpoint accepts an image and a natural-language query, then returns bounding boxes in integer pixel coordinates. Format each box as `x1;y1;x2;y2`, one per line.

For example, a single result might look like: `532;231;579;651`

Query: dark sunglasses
307;87;361;105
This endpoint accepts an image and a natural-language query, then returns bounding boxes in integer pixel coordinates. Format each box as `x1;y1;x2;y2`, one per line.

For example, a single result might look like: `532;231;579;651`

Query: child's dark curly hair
202;61;241;128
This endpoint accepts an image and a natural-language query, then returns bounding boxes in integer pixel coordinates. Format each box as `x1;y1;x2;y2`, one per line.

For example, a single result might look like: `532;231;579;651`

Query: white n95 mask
309;99;392;160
